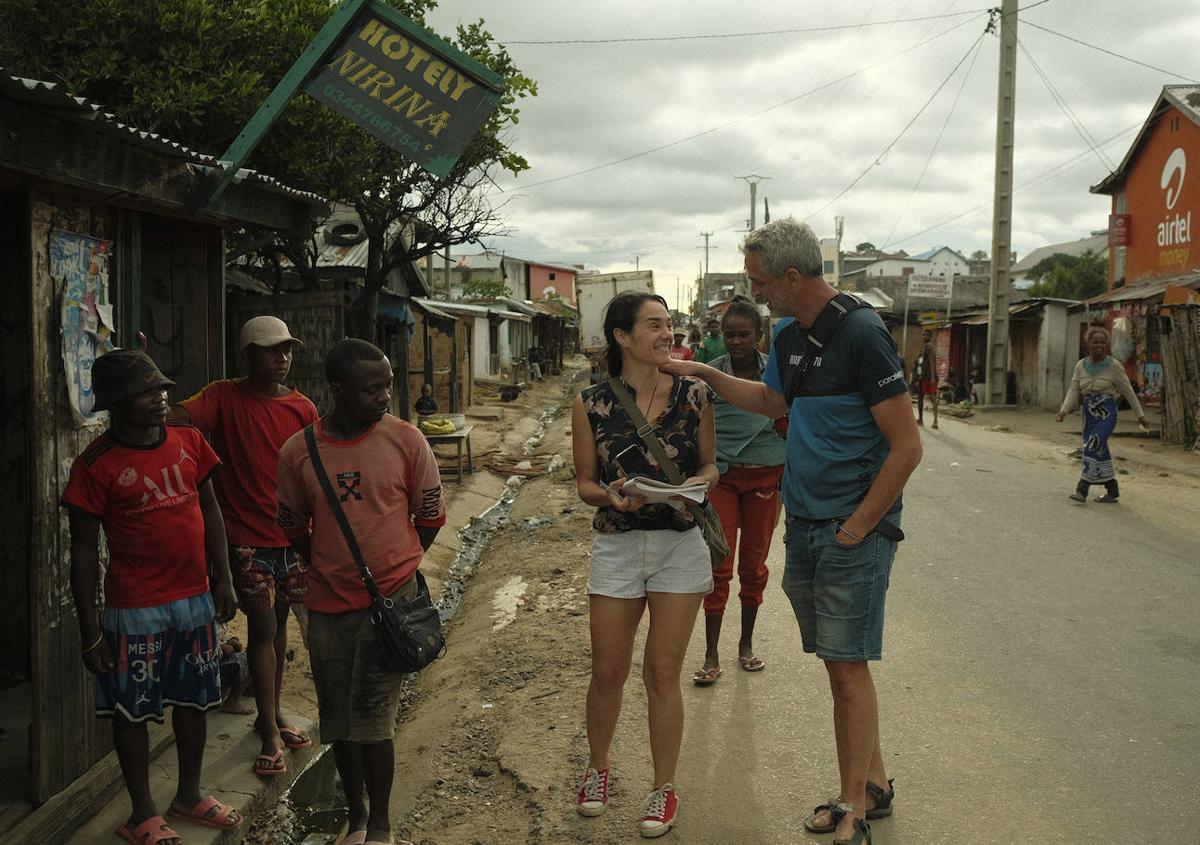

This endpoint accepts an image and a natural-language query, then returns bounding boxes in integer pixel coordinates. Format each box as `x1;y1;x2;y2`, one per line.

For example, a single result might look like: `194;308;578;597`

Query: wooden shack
408;298;472;414
0;72;325;838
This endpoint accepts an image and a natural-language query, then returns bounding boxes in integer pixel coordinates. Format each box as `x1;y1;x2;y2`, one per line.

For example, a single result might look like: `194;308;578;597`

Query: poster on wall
1143;362;1163;403
52;230;115;426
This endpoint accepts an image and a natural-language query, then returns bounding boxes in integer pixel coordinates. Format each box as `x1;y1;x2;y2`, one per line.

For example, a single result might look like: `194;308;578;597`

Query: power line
501;9;987;45
882;32;986;248
1017;36;1115;171
1022;21;1199;82
504;12;986;191
804;28;989;224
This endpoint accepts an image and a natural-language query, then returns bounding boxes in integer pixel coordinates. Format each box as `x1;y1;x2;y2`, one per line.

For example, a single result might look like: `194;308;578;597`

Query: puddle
251;375;584;844
491;576;528;631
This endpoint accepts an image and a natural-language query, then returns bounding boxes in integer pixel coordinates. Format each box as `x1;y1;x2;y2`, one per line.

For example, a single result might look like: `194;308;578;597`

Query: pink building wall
529;263;577;305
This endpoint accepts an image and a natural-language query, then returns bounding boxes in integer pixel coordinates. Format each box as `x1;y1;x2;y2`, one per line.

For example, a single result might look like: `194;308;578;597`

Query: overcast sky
426;0;1200;308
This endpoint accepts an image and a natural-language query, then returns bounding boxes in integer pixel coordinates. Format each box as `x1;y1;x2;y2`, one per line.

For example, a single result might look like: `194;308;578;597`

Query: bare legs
247;595;292;757
333;739;394;841
585;592;704;787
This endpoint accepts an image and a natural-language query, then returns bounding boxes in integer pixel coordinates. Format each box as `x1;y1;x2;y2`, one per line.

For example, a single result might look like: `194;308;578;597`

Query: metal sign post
192;0;504;211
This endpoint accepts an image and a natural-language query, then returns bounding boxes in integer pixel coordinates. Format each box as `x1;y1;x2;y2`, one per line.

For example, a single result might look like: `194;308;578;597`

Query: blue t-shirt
762;308;908;520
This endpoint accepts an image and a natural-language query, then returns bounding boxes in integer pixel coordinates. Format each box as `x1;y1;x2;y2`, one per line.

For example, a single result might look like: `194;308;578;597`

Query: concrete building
909;246;970;278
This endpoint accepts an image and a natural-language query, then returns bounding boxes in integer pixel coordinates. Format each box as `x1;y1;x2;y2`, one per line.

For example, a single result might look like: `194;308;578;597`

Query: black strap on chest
775;292;874;402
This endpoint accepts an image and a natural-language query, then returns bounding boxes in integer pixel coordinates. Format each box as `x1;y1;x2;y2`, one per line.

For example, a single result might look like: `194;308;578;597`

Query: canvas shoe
576;767;609;817
638;783;678;838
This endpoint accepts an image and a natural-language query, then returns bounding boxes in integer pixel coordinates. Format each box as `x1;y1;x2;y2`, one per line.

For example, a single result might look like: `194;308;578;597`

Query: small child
63;349;241;844
415;383;439;416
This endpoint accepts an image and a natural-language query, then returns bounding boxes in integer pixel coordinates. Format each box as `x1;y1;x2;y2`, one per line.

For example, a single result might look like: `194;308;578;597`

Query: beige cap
239;315;303;351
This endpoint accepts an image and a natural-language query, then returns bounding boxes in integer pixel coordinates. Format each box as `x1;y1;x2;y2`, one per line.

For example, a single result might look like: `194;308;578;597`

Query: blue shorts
96;593;221;723
781;514;898;662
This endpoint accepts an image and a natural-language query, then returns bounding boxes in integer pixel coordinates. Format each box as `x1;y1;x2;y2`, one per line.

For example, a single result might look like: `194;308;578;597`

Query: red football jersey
182;379;318;547
62;424;221;608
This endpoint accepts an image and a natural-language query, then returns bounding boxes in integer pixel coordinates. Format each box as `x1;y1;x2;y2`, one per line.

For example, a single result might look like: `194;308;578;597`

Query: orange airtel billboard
1111;104;1200;283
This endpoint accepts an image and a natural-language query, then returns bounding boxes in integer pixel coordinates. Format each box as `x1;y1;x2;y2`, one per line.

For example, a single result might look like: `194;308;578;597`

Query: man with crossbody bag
661;219;922;845
277;338;446;845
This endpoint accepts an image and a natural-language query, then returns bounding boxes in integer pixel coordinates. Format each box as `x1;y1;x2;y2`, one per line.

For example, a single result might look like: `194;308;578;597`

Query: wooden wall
27;188;114;801
407;308;471;414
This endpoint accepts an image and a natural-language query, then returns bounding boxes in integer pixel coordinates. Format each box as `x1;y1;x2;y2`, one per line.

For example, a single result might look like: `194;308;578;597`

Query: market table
423;423;474;484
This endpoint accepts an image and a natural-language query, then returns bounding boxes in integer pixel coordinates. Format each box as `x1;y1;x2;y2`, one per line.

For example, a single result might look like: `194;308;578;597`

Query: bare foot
221;699;255;715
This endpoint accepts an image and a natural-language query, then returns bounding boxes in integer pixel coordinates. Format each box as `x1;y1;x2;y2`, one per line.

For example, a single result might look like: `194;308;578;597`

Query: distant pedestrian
670;329;694;361
691;297;785;686
687;326;703;358
276;338;446;845
171;316;318;776
914;331;939;429
1056;327;1147;503
571;291;719;838
694;317;727;364
662;218;922;844
63;349;242;845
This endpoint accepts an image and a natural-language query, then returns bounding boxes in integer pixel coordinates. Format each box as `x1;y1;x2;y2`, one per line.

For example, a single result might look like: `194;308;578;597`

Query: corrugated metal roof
1071;272;1200;309
414;298;530;322
1012;233;1109;274
0;71;328;210
411;298;457;321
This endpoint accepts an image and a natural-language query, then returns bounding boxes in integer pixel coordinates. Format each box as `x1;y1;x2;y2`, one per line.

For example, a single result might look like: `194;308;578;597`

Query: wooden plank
0;724;173;845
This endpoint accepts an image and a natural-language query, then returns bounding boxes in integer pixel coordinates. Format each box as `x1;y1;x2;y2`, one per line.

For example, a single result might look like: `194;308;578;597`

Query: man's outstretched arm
659;359;788;418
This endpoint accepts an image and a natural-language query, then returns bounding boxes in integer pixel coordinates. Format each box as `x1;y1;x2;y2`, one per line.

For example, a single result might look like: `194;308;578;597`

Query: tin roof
1069;272;1200;310
0;71;328;211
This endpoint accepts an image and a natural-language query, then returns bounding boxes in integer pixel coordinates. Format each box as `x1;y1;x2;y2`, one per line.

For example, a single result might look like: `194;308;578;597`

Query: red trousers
704;465;784;616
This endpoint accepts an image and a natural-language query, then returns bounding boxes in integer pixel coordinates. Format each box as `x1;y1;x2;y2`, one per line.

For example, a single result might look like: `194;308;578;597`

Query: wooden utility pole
985;0;1017;405
736;175;771;231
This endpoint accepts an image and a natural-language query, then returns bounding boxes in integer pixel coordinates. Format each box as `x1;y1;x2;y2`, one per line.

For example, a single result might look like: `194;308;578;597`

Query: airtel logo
1162;147;1186;210
1157;147;1191;247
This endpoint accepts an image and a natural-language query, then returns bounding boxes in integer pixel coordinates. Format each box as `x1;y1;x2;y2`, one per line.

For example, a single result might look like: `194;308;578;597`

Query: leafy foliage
855;241;877;253
461;278;509;299
1025;250;1107;300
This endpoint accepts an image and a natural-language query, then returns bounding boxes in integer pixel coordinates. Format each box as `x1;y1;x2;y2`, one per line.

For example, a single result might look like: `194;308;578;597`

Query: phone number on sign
322;84;425;153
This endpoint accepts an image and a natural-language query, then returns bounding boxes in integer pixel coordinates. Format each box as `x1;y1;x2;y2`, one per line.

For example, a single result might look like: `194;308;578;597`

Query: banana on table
419;418;457;435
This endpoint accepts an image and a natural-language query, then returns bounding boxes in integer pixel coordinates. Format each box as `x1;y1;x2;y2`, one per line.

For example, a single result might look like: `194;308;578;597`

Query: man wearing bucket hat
170;315;319;777
63;348;241;843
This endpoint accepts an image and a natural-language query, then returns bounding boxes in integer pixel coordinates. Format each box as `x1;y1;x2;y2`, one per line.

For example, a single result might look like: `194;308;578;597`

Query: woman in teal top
692;298;788;685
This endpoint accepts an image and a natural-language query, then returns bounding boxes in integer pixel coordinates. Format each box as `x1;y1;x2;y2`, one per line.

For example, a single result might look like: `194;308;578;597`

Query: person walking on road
276;338;446;845
171;316;318;776
690;296;785;687
1055;327;1147;504
670;329;694;361
661;218;922;845
571;291;720;838
695;318;727;363
63;349;241;845
914;331;939;429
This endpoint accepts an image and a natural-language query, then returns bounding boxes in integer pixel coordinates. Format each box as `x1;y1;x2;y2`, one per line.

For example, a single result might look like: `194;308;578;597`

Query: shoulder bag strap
784;293;874;402
607;377;686;485
303;424;384;602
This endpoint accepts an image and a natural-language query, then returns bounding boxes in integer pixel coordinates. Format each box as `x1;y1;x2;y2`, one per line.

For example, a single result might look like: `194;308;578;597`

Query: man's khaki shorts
307;577;420;744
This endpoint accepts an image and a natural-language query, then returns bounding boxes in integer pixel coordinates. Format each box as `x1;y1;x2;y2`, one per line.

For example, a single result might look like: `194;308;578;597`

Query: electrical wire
504;12;987;192
1022;20;1199;83
881;32;985;248
501;9;987;45
804;28;988;224
1018;36;1115;171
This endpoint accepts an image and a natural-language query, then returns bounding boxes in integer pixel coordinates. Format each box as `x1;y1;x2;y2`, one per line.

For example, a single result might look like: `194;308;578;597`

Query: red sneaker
638;783;678;838
576;767;610;817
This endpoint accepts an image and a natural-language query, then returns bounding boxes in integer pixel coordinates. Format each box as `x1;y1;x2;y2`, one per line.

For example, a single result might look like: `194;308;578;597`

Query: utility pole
736;174;772;231
698;231;714;306
985;0;1017;405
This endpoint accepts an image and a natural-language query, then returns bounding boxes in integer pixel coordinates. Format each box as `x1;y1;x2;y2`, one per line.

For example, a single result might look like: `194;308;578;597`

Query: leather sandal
803;798;846;833
865;779;895;819
832;815;872;845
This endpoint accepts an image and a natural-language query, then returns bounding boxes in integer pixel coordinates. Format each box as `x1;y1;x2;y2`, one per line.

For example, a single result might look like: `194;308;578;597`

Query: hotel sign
304;2;503;177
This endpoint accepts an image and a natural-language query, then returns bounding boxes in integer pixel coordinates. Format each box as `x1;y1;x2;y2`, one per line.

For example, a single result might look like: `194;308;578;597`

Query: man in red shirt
277;338;446;845
670;329;694;361
171;316;318;776
63;349;240;845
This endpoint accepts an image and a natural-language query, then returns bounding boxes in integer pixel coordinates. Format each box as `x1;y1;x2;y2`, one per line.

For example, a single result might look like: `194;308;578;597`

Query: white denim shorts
587;527;713;598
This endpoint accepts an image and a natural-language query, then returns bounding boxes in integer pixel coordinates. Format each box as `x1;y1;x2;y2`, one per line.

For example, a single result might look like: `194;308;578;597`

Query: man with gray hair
662;218;922;844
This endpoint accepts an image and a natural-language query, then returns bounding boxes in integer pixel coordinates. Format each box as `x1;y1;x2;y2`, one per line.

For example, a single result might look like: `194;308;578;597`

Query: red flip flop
168;795;243;830
115;816;180;844
254;749;287;777
279;725;313;749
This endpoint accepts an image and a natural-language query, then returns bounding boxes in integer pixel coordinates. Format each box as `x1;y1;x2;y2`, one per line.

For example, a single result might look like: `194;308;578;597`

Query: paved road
678;420;1200;843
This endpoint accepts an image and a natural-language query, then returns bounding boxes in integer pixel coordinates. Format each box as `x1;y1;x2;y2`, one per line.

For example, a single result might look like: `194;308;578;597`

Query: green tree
1025;250;1107;300
0;0;536;336
970;249;988;261
461;278;509;299
855;241;877;253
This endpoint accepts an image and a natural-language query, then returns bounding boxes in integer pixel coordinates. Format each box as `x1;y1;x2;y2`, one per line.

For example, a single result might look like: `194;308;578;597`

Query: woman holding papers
691;297;786;686
571;290;719;838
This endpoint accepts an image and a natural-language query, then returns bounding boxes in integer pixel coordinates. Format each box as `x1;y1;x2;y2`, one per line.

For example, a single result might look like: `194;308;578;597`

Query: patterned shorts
231;545;309;613
97;593;220;723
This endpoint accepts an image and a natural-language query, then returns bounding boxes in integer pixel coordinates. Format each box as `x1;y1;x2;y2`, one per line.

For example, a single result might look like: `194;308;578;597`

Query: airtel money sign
1157;147;1193;273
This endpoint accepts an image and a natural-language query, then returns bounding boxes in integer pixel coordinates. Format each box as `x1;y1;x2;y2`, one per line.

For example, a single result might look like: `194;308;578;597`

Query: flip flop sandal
115;815;181;845
279;725;313;749
865;779;895;820
168;795;243;830
738;655;765;672
691;666;721;686
254;749;287;777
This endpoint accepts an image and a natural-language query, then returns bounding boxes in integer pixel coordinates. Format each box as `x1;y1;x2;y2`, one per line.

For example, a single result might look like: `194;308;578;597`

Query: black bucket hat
92;349;174;412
